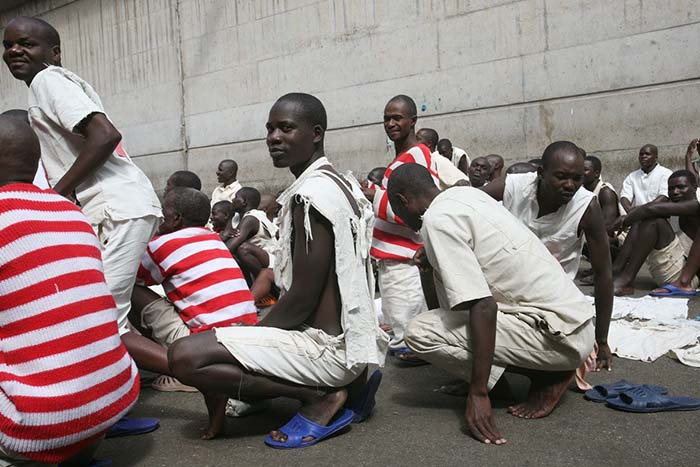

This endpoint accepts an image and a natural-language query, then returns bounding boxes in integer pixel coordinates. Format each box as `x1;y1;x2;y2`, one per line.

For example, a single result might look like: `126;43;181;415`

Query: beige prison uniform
406;187;594;389
216;157;389;387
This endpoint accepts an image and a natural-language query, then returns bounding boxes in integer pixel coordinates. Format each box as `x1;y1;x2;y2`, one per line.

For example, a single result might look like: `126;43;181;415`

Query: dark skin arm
224;216;260;253
597;187;620;235
457;155;469;175
579;201;613;370
685;139;699;180
622;200;700;228
479;175;506;201
620;197;632;214
257;202;333;329
53;113;121;198
457;296;505;445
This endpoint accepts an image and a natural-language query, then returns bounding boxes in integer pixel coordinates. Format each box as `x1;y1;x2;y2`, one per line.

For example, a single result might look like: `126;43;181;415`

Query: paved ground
97;272;700;467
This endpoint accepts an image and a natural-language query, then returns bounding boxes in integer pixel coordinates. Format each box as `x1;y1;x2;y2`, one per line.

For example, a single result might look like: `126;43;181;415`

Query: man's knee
404;313;433;354
168;337;199;383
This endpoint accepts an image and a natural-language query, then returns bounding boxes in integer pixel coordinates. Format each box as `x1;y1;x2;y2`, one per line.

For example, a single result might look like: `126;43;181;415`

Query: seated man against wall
0;116;140;465
169;93;388;447
387;163;598;443
416;128;469;189
131;187;258;390
437;138;470;174
613;170;700;296
222;187;278;281
619;144;672;212
210;200;234;234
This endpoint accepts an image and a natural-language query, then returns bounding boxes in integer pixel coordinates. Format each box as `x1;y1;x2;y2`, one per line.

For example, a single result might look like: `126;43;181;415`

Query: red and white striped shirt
137;227;257;331
371;144;440;261
0;183;138;463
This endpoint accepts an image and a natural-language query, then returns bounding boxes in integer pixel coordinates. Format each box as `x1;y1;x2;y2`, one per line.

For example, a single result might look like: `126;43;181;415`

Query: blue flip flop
105;417;160;438
59;458;111;467
606;386;700;413
264;408;354;449
390;347;429;366
350;370;382;423
649;284;698;297
584;380;667;403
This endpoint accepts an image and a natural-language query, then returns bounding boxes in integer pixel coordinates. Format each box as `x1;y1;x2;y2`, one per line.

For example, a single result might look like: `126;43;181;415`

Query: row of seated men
3;14;700;464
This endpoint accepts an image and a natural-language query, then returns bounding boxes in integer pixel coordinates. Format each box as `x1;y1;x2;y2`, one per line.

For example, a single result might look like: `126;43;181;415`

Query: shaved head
7;16;61;47
274;93;327;132
0;109;29;125
387;95;417;117
416;128;439;152
0;115;41;184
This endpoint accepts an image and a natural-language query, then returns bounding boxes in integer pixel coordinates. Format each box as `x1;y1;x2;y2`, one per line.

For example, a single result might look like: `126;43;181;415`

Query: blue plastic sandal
105;417;160;438
264;409;353;449
584;380;667;403
350;370;382;423
606;386;700;413
649;284;698;297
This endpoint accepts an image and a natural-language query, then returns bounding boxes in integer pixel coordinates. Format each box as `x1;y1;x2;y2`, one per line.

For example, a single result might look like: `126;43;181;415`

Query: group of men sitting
2;14;700;466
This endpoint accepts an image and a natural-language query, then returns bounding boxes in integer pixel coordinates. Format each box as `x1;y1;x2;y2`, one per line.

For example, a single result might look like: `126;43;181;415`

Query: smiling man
169;93;388;447
613;170;700;296
482;141;613;376
361;95;441;363
2;16;167;374
387;163;596;442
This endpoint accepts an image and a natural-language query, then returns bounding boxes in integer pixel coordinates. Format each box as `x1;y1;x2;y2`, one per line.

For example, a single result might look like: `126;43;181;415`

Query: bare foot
268;389;348;444
508;370;574;419
201;392;228;440
613;282;635;296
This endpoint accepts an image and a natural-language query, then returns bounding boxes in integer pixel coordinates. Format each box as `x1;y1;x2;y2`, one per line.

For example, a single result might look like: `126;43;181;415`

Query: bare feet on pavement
508;370;574;419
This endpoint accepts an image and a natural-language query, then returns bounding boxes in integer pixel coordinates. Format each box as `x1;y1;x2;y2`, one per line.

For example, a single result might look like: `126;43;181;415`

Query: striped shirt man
137;227;257;331
371;143;439;260
0;183;139;463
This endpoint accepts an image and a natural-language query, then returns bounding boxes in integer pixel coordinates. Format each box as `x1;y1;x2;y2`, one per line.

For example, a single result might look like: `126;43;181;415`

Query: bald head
387;95;417;117
8;17;60;47
0;109;29;125
387;163;440;231
416;128;439;152
0;115;41;184
486;154;504;179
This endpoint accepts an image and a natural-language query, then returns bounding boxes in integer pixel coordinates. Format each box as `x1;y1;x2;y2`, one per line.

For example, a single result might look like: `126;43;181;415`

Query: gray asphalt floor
97;270;700;467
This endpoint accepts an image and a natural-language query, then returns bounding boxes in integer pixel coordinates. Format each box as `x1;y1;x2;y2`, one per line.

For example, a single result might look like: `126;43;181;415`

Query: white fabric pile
586;296;700;366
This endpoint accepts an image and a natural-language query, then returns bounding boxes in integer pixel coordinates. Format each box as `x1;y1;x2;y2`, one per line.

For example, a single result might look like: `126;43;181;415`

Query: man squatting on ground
2;16;171;375
387;163;597;444
0;116;139;465
169;93;389;446
482;141;614;383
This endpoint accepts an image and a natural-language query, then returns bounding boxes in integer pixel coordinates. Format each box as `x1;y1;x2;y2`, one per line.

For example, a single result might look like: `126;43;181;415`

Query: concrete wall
1;0;699;196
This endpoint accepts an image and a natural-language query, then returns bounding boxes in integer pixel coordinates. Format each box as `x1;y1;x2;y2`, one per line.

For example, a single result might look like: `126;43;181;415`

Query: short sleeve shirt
421;187;593;334
619;164;673;208
27;66;161;224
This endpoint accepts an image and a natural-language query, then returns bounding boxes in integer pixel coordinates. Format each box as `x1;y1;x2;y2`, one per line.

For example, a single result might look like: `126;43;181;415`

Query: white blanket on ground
586;296;700;364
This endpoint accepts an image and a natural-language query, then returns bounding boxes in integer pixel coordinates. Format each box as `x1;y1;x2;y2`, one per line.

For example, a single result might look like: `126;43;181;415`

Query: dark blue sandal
264;409;353;449
106;417;160;438
606;386;700;413
584;380;667;403
351;370;382;423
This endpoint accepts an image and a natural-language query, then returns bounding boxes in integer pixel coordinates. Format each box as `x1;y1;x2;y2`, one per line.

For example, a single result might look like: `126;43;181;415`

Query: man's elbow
104;127;122;150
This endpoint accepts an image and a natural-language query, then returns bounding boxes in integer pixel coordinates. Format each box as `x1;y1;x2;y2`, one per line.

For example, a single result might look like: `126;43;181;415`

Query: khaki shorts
214;326;362;388
645;236;698;287
142;298;191;347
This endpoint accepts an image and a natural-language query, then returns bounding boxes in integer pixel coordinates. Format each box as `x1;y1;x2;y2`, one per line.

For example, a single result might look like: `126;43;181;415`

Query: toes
269;430;287;443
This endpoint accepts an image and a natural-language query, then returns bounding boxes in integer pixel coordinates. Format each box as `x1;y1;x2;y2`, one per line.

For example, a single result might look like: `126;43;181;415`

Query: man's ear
173;211;184;229
397;193;409;208
50;45;61;65
537;166;544;178
313;124;324;144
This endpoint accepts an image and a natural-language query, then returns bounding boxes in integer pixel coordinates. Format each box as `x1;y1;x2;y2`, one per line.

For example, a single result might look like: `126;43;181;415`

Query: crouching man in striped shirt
130;187;258;391
0;116;139;465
